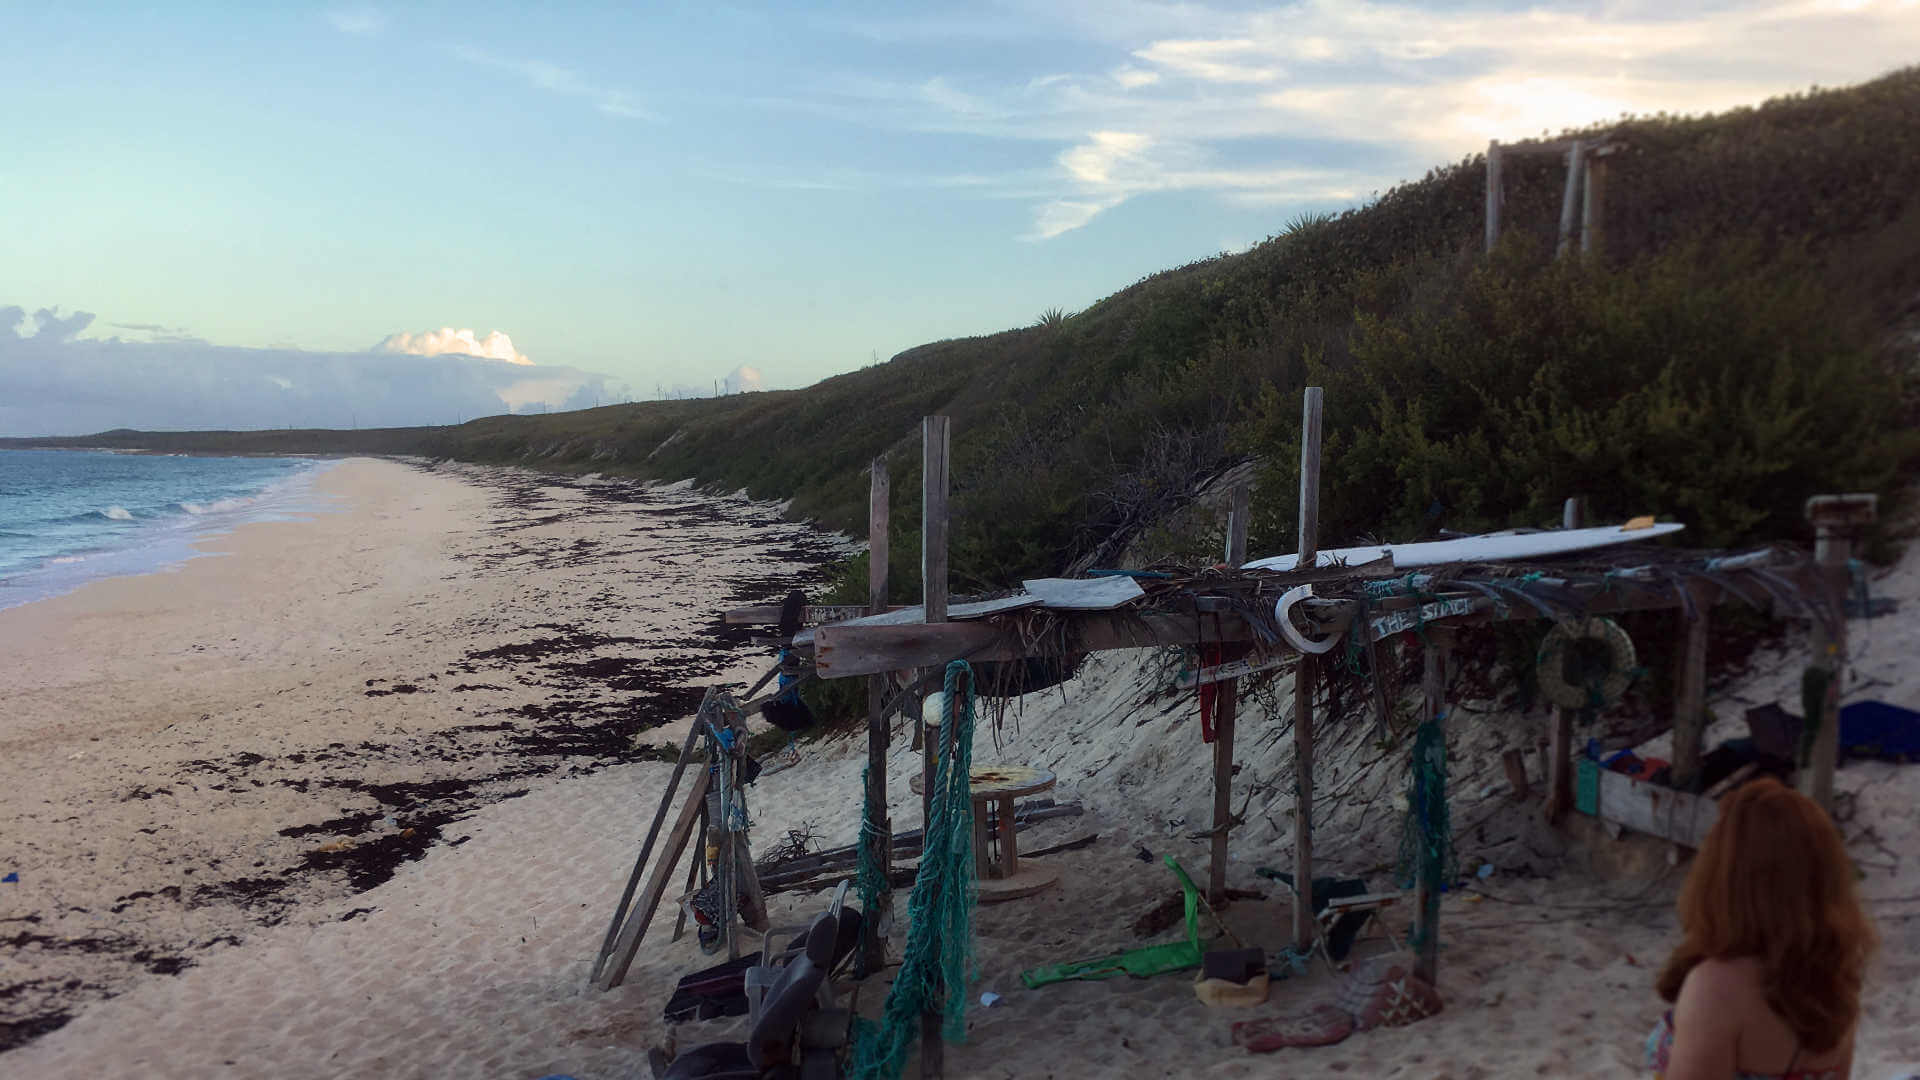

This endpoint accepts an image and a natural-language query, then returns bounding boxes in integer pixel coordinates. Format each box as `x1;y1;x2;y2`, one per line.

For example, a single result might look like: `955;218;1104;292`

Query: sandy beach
4;457;1918;1079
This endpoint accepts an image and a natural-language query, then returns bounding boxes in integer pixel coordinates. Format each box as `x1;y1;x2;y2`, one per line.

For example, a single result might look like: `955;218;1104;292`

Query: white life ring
1274;584;1344;655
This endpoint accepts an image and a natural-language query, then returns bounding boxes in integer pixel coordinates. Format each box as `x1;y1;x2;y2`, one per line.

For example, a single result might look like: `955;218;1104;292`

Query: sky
3;1;1916;435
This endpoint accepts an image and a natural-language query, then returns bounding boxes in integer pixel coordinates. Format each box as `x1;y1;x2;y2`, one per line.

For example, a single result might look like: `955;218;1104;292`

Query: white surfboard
1245;522;1685;573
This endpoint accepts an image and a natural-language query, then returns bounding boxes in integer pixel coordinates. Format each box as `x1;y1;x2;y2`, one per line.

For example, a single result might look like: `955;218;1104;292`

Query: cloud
450;45;657;121
723;365;764;394
783;0;1920;239
1;306;629;436
375;327;532;366
325;8;387;36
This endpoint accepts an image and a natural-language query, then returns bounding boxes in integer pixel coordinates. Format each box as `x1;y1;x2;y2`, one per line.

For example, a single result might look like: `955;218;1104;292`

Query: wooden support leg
1545;707;1574;825
1291;658;1316;947
974;799;994;879
597;766;714;990
591;710;706;983
996;796;1019;878
1670;584;1713;790
1209;676;1239;906
671;802;708;943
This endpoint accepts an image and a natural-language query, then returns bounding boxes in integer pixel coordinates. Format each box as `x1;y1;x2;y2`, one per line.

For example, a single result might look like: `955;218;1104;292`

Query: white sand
6;460;1918;1079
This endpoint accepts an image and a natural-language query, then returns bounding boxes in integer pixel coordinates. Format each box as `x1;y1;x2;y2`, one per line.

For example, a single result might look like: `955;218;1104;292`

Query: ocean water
0;449;335;611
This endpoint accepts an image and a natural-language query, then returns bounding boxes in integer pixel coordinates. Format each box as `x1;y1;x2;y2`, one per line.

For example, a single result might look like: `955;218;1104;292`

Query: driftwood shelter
704;392;1869;1074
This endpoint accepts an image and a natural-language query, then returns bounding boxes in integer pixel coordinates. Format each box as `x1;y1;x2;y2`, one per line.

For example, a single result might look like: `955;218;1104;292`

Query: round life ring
1536;617;1636;709
1273;584;1344;655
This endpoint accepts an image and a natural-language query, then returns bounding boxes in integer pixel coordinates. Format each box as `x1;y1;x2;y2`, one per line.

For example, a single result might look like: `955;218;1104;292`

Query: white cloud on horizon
0;306;629;436
376;327;533;366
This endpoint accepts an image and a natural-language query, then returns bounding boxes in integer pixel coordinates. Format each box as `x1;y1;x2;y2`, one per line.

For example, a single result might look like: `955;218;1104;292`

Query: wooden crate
1583;765;1720;849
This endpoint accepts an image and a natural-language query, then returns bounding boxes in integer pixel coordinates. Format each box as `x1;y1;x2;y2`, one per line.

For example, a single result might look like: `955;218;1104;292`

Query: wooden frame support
1669;582;1715;789
1291;386;1323;947
591;713;705;985
1208;482;1251;905
597;764;714;990
1545;706;1575;825
859;456;892;976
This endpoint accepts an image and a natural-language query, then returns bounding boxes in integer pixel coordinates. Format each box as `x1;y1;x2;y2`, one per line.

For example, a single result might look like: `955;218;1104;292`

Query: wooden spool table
911;764;1061;902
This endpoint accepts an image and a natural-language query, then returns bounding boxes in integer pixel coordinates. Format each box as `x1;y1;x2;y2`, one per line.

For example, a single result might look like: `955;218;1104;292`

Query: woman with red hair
1646;777;1877;1078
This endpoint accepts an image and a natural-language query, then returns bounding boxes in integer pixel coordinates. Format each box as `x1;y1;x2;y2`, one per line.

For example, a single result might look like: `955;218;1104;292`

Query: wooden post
1669;582;1714;790
1501;749;1530;801
1484;140;1503;252
1800;494;1876;812
1414;630;1453;985
859;457;892;976
1562;497;1586;530
1581;153;1606;257
920;416;950;1080
1209;483;1251;905
597;765;715;989
1292;386;1323;947
591;709;707;984
1545;496;1584;824
1556;140;1586;258
923;417;950;625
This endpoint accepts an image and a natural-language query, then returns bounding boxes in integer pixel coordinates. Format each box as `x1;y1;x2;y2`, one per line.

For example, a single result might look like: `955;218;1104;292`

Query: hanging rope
848;660;979;1080
1396;712;1455;953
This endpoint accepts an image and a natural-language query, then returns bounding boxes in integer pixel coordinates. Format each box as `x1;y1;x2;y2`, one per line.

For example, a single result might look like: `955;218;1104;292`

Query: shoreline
0;456;852;1059
0;450;342;614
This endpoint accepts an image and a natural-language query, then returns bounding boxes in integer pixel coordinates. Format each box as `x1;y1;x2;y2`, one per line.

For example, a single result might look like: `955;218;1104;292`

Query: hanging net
1395;713;1456;953
848;660;979;1080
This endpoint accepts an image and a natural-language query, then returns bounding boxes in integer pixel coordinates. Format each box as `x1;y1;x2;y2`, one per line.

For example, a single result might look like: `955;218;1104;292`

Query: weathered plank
1669;582;1715;788
591;708;705;984
597;764;714;990
1176;650;1292;689
1502;748;1530;801
924;416;950;625
1292;387;1322;947
1414;632;1451;984
1545;706;1574;825
1484;139;1503;252
1593;767;1716;849
861;456;892;977
724;603;903;626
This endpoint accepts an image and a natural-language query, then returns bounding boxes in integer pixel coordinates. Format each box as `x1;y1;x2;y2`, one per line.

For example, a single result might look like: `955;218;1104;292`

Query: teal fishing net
847;660;979;1080
1396;713;1456;953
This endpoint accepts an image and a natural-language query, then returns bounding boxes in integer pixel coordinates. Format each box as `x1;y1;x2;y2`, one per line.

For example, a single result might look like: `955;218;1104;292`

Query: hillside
11;66;1920;591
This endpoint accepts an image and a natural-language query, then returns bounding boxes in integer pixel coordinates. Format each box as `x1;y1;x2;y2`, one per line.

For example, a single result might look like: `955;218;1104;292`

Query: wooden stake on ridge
1669;581;1715;790
1291;386;1323;948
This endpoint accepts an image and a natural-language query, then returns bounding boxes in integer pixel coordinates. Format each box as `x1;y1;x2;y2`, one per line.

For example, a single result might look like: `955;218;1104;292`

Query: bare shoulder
1676;957;1765;1024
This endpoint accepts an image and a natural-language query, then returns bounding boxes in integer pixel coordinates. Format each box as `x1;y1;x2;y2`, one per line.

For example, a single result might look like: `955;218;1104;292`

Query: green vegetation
12;67;1919;595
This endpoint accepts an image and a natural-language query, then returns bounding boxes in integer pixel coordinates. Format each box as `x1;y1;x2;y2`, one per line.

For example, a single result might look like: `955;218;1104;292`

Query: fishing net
848;660;979;1080
1395;713;1456;953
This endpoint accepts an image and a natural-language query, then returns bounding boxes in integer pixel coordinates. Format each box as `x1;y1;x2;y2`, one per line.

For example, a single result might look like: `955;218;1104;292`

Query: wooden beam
923;416;950;625
1545;706;1575;825
1414;631;1452;984
597;765;713;990
1557;140;1586;258
1210;483;1252;905
860;455;892;977
1563;496;1586;530
1669;582;1715;789
1292;386;1323;948
724;603;907;626
591;711;705;984
808;562;1785;679
1484;140;1503;253
1502;748;1530;801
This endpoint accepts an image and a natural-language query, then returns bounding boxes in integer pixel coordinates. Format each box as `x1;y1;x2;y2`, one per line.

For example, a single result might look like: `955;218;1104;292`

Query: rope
848;660;979;1080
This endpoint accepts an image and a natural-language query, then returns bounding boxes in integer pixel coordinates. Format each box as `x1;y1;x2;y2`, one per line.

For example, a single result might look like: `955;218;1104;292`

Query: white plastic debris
979;992;1002;1008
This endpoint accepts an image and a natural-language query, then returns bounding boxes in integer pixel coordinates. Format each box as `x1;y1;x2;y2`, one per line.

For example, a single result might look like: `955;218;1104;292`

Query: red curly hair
1656;777;1876;1052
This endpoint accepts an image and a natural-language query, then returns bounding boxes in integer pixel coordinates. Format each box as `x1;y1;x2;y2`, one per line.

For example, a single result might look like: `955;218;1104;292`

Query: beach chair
1255;870;1397;972
657;882;859;1079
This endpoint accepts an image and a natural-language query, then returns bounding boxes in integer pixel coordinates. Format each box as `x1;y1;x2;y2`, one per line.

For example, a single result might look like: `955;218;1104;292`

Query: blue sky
3;1;1916;433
